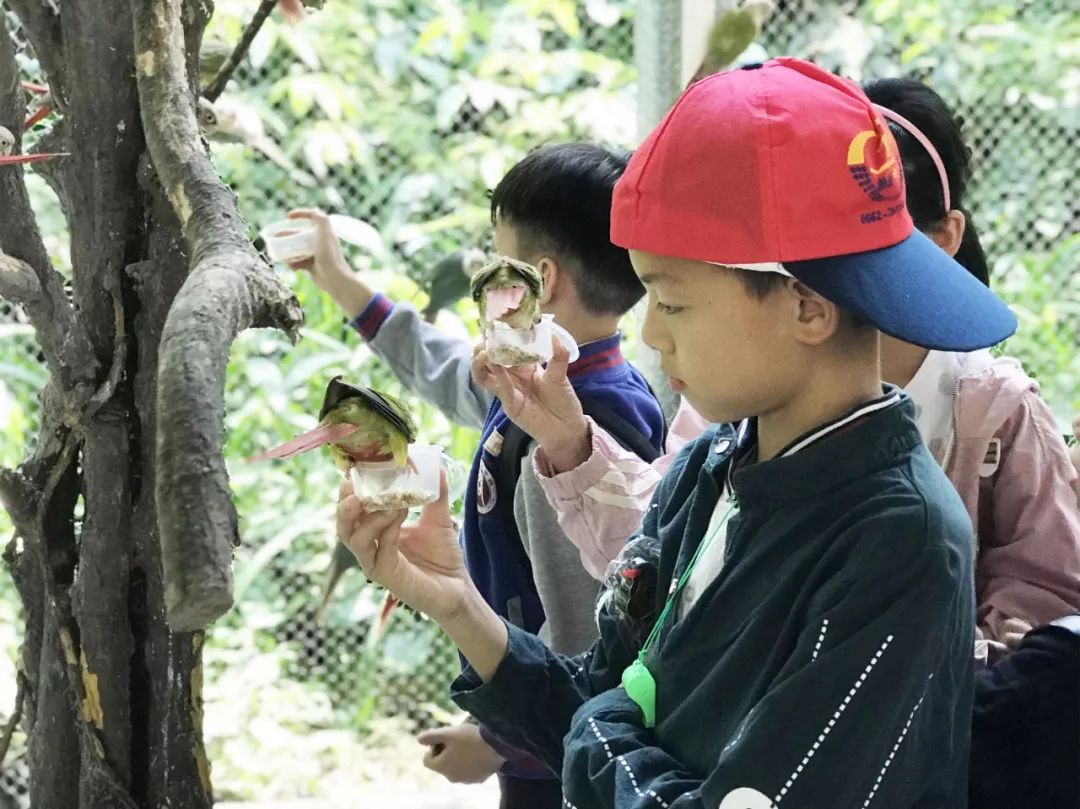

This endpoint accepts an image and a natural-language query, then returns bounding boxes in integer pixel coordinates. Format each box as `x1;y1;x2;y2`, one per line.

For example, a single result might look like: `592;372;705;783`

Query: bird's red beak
0;152;68;166
23;106;54;130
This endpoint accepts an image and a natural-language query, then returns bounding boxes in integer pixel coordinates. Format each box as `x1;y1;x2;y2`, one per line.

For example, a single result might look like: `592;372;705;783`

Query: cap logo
847;121;903;203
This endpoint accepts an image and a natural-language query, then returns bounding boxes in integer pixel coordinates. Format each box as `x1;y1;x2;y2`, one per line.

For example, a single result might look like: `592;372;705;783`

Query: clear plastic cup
484;314;580;367
348;444;452;512
260;219;316;262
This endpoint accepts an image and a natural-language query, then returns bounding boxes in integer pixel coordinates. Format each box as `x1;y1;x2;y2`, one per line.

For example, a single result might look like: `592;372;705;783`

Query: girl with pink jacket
478;78;1080;664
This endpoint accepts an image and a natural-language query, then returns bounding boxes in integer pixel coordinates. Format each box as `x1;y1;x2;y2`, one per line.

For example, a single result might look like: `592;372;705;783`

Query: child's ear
537;257;558;305
929;210;965;257
788;279;840;346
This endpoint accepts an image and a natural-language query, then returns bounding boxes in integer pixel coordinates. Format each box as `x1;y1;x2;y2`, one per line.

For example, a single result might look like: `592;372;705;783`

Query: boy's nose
641;307;673;355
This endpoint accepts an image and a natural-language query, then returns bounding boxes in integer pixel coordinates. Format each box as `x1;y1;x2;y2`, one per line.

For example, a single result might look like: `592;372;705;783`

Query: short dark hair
732;269;786;300
863;77;990;287
726;267;869;329
490;143;645;316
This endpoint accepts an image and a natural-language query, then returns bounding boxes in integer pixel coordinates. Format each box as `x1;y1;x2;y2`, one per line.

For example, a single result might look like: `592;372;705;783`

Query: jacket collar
566;332;625;379
716;387;920;505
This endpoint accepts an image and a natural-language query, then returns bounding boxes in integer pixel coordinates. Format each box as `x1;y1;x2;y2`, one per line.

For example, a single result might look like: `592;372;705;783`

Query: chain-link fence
756;0;1079;424
1;0;1077;800
219;0;1077;754
204;0;640;746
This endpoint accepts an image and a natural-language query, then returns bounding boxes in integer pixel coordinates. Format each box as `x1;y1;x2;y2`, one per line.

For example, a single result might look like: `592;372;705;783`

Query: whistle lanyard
621;496;737;728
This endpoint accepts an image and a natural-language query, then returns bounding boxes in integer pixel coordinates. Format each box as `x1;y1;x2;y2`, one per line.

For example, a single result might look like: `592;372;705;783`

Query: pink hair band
873;103;952;212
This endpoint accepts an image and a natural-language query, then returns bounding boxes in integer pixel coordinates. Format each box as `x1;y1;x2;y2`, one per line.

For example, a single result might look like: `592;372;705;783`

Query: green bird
252;376;416;469
251;377;418;629
470;256;543;330
422;248;487;323
694;1;774;81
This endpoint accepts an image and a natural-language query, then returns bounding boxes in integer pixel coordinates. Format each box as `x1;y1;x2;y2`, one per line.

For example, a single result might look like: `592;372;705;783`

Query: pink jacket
534;352;1080;662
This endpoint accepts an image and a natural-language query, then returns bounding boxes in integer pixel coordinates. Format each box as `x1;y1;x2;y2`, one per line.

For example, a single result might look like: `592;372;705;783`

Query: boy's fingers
338;479;353;501
348;528;377;573
287;208;322;221
470;351;496;391
370;510;406;576
547;336;570;382
422;745;445;769
335;494;362;541
416;471;451;529
417;728;449;746
338;500;403;574
480;364;512;400
507;363;536;381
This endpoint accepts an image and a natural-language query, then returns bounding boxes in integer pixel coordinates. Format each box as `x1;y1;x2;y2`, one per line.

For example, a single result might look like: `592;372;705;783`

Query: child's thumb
417;728;447;746
417;470;453;527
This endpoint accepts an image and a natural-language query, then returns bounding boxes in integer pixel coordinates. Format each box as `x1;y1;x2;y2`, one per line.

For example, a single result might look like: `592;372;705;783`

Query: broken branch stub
132;0;302;632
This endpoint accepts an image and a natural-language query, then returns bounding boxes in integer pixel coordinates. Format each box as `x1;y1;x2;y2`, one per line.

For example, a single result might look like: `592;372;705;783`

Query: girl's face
632;250;809;425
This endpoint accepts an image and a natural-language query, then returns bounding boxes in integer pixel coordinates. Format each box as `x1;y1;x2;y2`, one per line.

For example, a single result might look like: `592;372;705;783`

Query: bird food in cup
484;314;580;367
349;444;444;512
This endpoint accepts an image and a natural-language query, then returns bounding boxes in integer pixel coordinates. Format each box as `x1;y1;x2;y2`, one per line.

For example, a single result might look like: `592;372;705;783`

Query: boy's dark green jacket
453;393;975;808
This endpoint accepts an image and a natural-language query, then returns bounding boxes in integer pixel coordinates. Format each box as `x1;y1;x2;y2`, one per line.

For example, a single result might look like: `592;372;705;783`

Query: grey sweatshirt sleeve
514;443;602;656
362;299;492;431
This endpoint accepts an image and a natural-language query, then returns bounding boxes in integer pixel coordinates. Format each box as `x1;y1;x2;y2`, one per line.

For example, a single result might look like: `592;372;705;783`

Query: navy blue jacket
462;332;665;650
454;396;976;807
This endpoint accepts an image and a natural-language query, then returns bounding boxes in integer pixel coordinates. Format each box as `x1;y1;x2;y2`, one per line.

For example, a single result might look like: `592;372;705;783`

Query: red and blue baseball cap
611;57;1016;351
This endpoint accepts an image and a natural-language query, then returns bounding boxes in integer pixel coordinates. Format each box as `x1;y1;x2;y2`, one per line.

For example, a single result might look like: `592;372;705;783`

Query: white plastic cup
484;314;580;367
348;444;446;512
260;219;316;263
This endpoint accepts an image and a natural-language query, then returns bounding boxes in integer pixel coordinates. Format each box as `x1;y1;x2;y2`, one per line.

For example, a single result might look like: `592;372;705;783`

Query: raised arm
533;400;709;578
288;209;491;429
336;475;641;773
473;343;708;577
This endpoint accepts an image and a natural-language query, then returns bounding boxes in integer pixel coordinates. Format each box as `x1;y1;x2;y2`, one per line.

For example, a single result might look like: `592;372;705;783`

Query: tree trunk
0;1;301;806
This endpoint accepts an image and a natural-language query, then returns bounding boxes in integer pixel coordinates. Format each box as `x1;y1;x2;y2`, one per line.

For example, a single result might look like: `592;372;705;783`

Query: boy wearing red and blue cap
336;58;1017;808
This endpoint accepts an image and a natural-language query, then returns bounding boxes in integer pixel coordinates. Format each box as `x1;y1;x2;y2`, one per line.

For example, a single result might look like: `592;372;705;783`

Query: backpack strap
494;400;661;580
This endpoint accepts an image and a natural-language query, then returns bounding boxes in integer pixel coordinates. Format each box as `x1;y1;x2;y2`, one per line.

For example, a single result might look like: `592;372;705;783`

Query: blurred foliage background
0;0;1076;803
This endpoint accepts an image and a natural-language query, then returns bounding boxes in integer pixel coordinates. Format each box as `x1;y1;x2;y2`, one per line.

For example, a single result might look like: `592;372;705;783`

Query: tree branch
202;0;277;102
0;464;38;536
29;120;69;202
5;0;67;107
0;252;40;304
0;670;28;766
81;286;127;423
132;0;303;632
0;253;89;396
0;15;52;273
0;19;95;394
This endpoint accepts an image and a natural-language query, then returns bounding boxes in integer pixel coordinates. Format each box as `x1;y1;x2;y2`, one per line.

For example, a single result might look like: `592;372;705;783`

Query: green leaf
413;16;448;54
285;77;315;118
547;0;582;38
312;76;344;120
435;84;468;129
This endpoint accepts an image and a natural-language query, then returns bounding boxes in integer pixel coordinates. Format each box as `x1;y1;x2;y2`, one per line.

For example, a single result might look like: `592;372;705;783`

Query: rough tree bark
0;0;302;806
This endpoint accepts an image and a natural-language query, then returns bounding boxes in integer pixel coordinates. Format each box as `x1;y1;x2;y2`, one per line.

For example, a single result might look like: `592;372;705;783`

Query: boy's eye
654;301;684;315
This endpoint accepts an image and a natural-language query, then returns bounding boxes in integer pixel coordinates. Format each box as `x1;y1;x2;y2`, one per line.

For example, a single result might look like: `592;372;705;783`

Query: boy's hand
472;338;592;473
417;723;505;784
337;474;471;623
286;208;373;319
